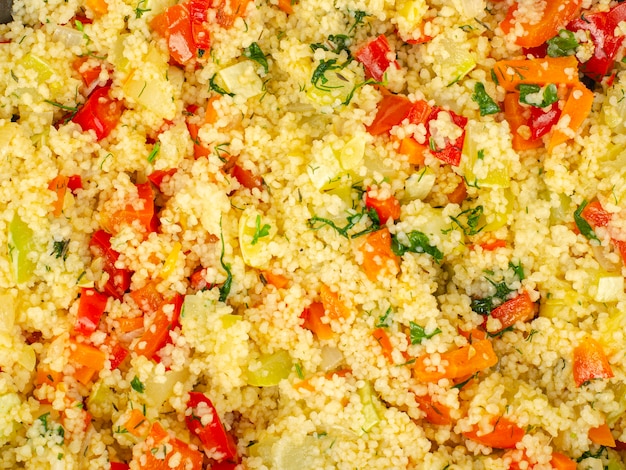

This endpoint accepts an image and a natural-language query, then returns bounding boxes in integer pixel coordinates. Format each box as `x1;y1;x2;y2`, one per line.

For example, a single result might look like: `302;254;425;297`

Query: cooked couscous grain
1;0;626;468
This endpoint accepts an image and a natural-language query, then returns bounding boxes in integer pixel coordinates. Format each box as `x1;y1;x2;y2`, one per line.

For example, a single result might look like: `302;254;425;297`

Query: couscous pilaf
1;0;625;468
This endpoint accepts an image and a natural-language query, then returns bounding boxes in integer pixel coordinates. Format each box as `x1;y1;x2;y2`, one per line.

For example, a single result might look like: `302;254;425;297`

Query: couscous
0;0;625;468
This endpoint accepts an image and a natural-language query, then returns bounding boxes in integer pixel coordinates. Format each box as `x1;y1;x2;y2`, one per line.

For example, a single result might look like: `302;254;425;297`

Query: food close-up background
0;0;625;468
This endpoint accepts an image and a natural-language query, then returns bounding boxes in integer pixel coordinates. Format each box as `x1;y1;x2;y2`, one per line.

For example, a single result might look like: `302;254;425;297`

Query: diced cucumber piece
247;350;293;387
8;213;38;284
216;60;264;99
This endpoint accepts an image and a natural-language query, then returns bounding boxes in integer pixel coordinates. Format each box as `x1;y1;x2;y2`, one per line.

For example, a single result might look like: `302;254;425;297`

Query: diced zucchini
238;207;277;268
602;79;626;133
247;350;293;387
461;121;511;189
307;144;345;192
216;61;264;99
357;381;382;432
306;61;359;109
539;288;580;323
8;213;38;284
337;134;366;171
431;31;476;85
403;167;436;201
590;271;624;303
144;368;190;408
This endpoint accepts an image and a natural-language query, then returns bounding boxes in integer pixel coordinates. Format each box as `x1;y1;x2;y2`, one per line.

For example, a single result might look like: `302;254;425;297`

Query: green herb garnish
546;29;579;58
472;82;500;116
250;214;271;245
518;83;558;108
243;42;269;74
574;199;600;243
391;231;443;262
147;142;160;163
409;322;442;344
130;376;145;393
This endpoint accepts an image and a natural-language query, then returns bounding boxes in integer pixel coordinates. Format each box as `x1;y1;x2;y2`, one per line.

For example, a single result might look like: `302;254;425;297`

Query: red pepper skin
67;175;83;193
573;338;614;387
355;35;398;82
89;230;132;299
72;87;124;141
529;102;561;140
74;288;108;335
185;392;238;461
364;191;401;224
568;3;626;80
426;107;467;166
189;0;211;50
367;94;414;135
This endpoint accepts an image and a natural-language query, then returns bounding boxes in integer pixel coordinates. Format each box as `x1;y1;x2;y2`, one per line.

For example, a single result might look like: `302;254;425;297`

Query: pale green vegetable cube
216;61;264;99
8;213;38;284
247;350;292;387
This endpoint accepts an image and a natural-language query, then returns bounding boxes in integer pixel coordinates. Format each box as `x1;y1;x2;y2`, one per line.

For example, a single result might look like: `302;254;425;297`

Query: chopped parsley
130;376;145;393
250;214;271;245
243;42;269;74
147;142;160;163
311;34;352;57
51;239;70;261
470;273;518;316
376;307;393;328
472;82;500;116
574;199;600;244
409;322;442;344
218;218;232;302
508;260;525;281
546;29;579;58
449;206;485;236
134;0;151;18
349;9;369;32
391;231;443;262
307;207;380;239
311;59;344;91
518;83;558;108
209;74;234;97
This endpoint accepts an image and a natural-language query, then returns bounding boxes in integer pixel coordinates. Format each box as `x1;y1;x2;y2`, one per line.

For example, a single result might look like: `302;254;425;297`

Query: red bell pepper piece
109;462;129;470
106;339;129;370
151;3;196;65
67;175;83;193
488;291;536;333
89;230;132;299
463;416;525;449
132;294;183;359
72;87;124;141
230;163;263;190
355;34;398;82
103;182;157;235
364;190;401;224
426;107;467;166
367;94;432;136
135;422;203;470
568;2;626;80
189;0;211;50
185;391;238;461
148;168;177;189
529;102;561;140
74;287;108;335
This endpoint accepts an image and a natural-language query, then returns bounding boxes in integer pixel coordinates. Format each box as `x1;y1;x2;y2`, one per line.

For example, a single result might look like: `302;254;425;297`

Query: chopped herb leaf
518;83;558;108
218;218;232;302
243;42;269;74
209;74;234;97
51;239;70;261
349;9;369;32
311;59;343;91
130;376;145;393
295;362;304;379
251;214;271;245
409;322;442;344
547;29;579;58
450;206;485;236
391;231;443;262
147;142;160;163
472;82;500;116
508;260;525;281
376;307;393;328
574;199;600;243
134;0;151;18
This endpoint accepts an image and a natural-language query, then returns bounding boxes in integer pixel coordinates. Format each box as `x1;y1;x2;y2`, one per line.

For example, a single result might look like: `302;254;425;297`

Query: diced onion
51;25;84;47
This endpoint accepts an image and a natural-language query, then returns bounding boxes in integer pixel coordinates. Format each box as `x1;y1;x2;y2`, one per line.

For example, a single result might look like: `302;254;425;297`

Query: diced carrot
398;137;427;165
320;284;350;320
500;0;582;48
36;367;63;388
414;394;453;426
86;0;108;16
463;416;525;449
473;239;507;251
130;281;163;314
187;121;211;160
413;339;498;382
503;93;543;151
124;408;150;437
102;182;156;235
548;83;595;152
356;228;401;282
277;0;295;14
550;452;577;470
372;328;394;364
131;295;183;358
48;175;69;217
204;96;220;125
488;291;536;333
447;180;467;205
588;423;616;447
300;301;334;340
573;337;614;387
261;270;289;289
70;339;106;370
116;316;145;333
135;422;203;470
493;56;580;92
458;328;487;343
73;365;98;385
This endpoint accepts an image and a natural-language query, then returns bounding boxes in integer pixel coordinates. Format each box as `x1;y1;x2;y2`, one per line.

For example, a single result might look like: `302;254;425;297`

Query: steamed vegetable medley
2;0;626;468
